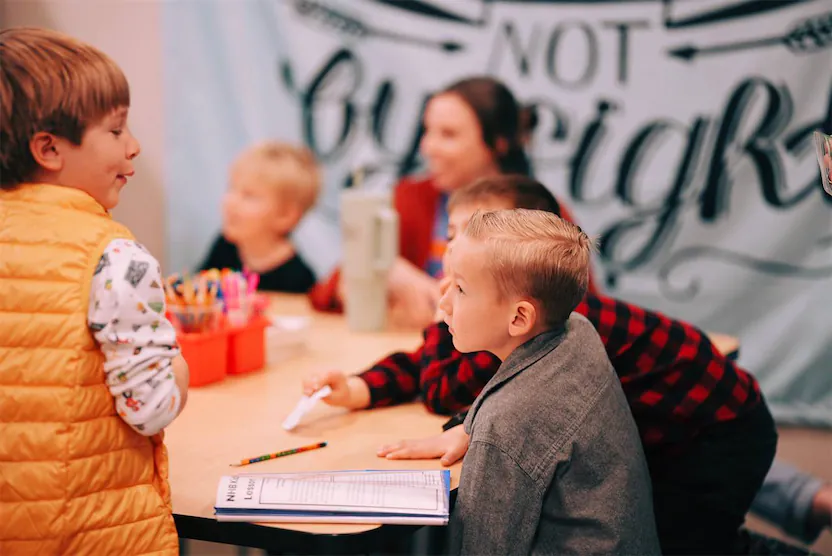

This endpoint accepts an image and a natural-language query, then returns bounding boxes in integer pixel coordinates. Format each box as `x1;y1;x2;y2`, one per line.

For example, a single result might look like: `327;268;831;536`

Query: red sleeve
357;341;423;408
357;322;500;414
307;268;344;313
394;176;438;272
575;292;761;446
418;323;500;414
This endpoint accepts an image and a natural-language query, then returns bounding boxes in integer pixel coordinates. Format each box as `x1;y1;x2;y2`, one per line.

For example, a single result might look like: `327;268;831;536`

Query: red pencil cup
169;302;229;387
177;327;230;386
227;314;270;375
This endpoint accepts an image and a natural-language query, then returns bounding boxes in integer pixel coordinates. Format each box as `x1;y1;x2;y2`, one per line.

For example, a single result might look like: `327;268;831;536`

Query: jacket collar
465;324;566;431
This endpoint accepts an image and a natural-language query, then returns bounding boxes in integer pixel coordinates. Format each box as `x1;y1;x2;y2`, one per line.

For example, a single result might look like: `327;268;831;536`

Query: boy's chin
221;228;245;244
450;336;475;354
98;190;120;210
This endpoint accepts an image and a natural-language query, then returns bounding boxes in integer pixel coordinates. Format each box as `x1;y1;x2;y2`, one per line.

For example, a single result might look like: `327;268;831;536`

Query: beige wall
2;0;166;261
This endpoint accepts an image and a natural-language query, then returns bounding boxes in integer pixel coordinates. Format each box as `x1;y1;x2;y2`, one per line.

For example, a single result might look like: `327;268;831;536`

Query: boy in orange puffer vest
0;27;189;555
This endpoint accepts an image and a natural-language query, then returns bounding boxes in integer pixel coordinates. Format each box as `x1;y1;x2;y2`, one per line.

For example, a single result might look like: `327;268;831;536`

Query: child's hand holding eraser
302;370;371;410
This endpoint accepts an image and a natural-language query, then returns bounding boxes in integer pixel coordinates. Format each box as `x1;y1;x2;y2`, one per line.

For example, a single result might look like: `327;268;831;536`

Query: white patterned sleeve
88;239;183;436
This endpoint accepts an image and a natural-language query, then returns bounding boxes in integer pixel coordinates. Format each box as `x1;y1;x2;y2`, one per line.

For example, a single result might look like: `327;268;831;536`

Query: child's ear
29;132;64;173
508;300;536;337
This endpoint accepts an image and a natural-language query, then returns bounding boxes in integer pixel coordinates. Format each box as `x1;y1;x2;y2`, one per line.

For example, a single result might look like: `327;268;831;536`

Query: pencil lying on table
231;442;328;467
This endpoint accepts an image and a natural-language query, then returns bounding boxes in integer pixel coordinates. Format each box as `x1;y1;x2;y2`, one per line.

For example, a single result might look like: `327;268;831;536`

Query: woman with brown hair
309;76;591;327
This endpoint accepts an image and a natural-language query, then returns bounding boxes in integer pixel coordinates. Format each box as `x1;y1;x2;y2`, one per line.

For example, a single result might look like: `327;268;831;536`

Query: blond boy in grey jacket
441;209;659;555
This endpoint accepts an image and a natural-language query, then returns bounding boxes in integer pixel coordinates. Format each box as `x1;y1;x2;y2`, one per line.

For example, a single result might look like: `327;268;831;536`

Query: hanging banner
163;0;832;425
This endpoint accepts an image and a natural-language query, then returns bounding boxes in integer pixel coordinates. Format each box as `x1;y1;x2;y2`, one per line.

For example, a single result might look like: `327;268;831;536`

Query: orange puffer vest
0;184;178;555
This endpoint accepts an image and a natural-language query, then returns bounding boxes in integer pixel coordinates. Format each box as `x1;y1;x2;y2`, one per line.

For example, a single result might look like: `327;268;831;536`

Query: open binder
215;469;451;525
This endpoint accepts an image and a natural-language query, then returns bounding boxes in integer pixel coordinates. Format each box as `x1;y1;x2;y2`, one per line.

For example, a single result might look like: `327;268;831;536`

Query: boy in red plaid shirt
304;176;777;555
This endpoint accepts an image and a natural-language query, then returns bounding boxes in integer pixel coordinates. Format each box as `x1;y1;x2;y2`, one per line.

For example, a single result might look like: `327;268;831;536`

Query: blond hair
234;141;321;213
0;27;130;188
465;209;593;326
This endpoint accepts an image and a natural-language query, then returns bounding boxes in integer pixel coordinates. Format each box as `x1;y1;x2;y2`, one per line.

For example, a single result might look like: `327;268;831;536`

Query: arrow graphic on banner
367;0;490;26
668;11;832;61
661;0;811;30
294;0;464;53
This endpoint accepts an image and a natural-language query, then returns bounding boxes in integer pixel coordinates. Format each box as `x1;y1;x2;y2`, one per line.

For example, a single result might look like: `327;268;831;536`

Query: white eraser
282;386;332;431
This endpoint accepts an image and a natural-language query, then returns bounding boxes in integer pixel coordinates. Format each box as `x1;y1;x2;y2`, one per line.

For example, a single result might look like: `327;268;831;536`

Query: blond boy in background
199;141;319;292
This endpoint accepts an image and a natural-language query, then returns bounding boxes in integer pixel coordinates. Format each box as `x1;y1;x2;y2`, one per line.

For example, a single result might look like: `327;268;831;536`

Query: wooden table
167;294;740;552
167;295;460;553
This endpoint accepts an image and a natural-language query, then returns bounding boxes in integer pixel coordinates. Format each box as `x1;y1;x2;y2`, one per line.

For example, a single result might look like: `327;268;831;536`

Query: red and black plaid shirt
359;292;762;451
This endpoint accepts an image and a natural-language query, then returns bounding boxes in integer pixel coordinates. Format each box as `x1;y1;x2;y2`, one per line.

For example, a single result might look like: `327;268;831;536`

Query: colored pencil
230;442;328;467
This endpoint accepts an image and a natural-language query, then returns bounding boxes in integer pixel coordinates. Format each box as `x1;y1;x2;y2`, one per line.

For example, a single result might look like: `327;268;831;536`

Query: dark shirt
198;235;316;293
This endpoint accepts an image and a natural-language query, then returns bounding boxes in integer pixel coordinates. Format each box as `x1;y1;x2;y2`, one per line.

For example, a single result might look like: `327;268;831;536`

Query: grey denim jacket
448;313;660;555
